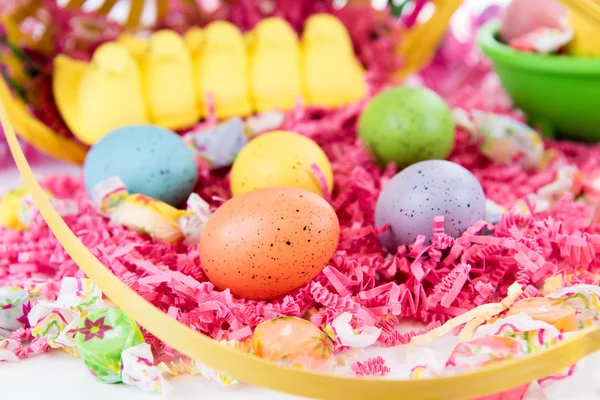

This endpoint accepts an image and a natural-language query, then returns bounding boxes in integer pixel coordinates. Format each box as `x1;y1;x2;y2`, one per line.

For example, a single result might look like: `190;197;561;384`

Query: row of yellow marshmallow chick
53;14;367;146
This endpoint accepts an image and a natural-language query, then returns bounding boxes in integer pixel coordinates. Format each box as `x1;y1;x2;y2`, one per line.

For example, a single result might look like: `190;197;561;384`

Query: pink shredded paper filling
2;3;600;365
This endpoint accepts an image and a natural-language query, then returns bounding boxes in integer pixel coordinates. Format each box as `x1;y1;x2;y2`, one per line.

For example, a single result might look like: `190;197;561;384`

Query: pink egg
499;0;566;43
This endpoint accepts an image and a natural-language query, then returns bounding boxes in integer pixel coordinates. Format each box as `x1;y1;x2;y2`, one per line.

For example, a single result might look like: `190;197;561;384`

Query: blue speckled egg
375;160;485;252
83;125;198;206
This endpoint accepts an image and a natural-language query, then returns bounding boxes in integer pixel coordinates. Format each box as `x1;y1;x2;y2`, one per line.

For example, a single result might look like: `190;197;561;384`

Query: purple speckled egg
375;160;485;252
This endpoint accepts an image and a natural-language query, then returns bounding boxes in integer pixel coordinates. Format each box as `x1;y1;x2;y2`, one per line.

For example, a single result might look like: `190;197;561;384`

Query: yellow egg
230;130;333;197
566;10;600;57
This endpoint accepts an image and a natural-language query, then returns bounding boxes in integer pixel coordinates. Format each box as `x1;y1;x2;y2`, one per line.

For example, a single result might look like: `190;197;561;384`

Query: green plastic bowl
478;21;600;142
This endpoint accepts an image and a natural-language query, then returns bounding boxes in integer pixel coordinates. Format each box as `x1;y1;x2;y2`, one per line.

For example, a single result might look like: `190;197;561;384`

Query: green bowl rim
477;20;600;75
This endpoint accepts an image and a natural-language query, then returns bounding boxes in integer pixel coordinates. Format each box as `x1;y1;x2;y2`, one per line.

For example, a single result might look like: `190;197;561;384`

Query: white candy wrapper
0;338;20;362
548;284;600;328
195;361;238;387
122;343;171;395
28;278;105;349
19;194;79;229
184;117;248;169
485;199;507;224
245;111;285;137
323;312;381;349
0;287;29;331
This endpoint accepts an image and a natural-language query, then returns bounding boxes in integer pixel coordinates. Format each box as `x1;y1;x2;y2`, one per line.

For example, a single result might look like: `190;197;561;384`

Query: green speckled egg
357;87;455;169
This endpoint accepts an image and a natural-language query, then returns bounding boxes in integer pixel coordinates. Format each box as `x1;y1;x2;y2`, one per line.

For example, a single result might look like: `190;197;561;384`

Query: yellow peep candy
184;27;204;117
196;21;252;119
301;14;367;107
141;30;200;130
54;42;149;145
117;33;148;62
248;18;302;112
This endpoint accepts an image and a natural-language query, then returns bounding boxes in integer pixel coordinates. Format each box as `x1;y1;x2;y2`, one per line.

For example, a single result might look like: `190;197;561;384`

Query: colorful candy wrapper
454;109;545;171
0;338;20;362
29;277;105;349
573;168;600;199
0;188;78;231
75;308;145;384
91;176;211;244
122;343;170;394
323;312;381;349
548;284;600;329
0;286;29;331
252;316;336;372
184;117;248;169
509;22;574;54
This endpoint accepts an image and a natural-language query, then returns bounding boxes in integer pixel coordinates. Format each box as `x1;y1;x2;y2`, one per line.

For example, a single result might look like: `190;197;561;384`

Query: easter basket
0;0;460;164
3;1;600;400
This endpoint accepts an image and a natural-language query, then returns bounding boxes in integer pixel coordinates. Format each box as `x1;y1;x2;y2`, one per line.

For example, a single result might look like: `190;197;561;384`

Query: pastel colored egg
375;160;485;251
83;125;198;207
357;87;455;169
253;316;335;371
199;186;339;300
229;130;333;197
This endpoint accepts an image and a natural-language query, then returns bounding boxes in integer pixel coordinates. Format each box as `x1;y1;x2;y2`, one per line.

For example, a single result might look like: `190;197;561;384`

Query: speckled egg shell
375;160;485;252
83;125;198;207
199;186;339;300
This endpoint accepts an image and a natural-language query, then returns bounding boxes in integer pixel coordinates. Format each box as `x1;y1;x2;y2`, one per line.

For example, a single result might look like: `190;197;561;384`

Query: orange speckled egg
199;186;339;300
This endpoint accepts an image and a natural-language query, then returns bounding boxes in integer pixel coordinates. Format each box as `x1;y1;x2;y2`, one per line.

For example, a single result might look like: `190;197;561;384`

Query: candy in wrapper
506;297;578;332
473;314;561;354
184;117;248;169
252;317;335;372
91;176;211;244
573;168;600;200
0;338;20;362
536;163;579;201
194;340;251;386
509;24;573;54
245;111;285;137
323;312;381;349
0;188;77;231
75;308;145;384
29;278;105;349
485;199;507;224
0;287;29;331
122;343;170;394
548;284;600;329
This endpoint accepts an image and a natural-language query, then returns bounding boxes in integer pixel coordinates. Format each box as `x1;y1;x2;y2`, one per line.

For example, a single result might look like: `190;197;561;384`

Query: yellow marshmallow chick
301;14;367;107
54;42;149;145
248;17;302;112
566;10;600;57
196;21;251;119
117;33;148;62
184;27;204;117
141;30;199;130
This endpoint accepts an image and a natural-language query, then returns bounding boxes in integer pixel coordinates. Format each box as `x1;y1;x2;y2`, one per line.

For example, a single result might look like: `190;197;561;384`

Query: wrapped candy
0;188;78;231
506;297;578;332
509;23;574;54
194;339;251;386
485;199;507;224
184;117;248;169
548;284;600;328
252;317;335;372
245;111;285;137
122;343;170;394
323;312;381;349
75;308;146;384
0;287;29;331
91;176;211;244
29;277;105;349
453;109;545;171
